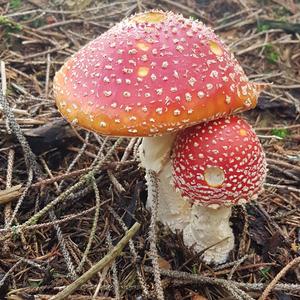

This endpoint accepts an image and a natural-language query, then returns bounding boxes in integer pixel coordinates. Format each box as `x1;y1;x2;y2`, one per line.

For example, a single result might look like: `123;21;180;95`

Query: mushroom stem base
139;135;191;232
183;205;234;265
145;161;191;231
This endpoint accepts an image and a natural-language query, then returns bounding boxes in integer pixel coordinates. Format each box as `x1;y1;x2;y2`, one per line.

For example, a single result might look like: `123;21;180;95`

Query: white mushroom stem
183;205;234;264
139;134;176;173
139;135;191;232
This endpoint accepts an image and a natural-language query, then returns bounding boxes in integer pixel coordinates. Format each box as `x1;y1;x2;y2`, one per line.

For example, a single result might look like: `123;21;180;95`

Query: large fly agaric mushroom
172;116;267;264
53;10;264;242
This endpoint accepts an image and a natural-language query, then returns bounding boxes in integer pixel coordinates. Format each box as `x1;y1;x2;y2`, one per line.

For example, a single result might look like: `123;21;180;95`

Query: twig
137;0;143;12
30;160;136;189
0;259;23;288
20;138;123;229
265;183;300;193
228;255;249;280
41;159;77;280
147;170;165;300
58;132;90;192
0;190;111;237
144;266;300;293
45;53;51;99
259;256;300;300
12;254;44;270
266;158;300;173
5;168;33;228
6;2;136;17
133;137;142;159
0;89;41;176
22;43;69;60
0;206;95;233
49;222;141;300
49;210;78;280
0;185;21;205
237;205;249;258
92;266;110;299
76;177;101;273
0;61;7;95
4;149;15;227
145;266;253;300
120;137;137;162
90;136;109;166
159;0;208;21
109;207;150;298
106;232;120;300
107;170;125;193
0;60;11;139
257;134;283;140
253;201;290;242
267;164;299;181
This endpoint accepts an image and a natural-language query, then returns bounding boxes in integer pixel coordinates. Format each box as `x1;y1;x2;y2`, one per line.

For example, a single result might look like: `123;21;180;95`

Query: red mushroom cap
54;10;264;137
172;116;267;206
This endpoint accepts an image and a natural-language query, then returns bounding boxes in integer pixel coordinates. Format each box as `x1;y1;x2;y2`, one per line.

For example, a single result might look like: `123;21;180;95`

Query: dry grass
0;0;299;299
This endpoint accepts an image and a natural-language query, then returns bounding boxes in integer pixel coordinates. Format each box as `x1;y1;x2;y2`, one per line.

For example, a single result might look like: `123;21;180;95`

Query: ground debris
0;0;300;299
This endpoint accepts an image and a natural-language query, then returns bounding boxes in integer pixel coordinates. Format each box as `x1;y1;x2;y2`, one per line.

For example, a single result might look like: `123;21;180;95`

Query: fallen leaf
191;294;208;300
22;119;76;155
157;257;171;270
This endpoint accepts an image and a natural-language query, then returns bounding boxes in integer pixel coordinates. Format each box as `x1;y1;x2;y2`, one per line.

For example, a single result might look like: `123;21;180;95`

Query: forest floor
0;0;299;299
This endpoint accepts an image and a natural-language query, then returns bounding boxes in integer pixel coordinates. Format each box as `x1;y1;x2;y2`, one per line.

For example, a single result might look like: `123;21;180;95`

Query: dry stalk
0;202;112;234
0;260;23;289
214;255;251;271
5;168;33;228
3;149;15;252
20;137;123;229
259;256;300;300
0;87;42;232
106;232;120;299
0;90;41;175
144;266;300;294
30;160;135;190
92;266;110;299
49;222;141;300
4;138;14;223
41;165;76;279
45;53;51;99
147;169;165;300
237;205;249;259
49;210;78;280
107;170;125;193
132;137;142;159
90;136;109;166
228;254;249;280
264;183;300;193
12;254;44;270
109;207;150;298
120;137;137;162
58;131;90;192
76;176;101;273
40;145;78;281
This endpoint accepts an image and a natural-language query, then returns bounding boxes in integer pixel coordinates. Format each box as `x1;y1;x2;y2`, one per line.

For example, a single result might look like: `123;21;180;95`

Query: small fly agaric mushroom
53;11;264;234
172;116;267;264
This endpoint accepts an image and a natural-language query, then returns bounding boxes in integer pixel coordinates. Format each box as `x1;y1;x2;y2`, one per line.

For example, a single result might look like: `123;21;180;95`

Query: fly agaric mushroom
172;116;267;264
53;11;264;232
